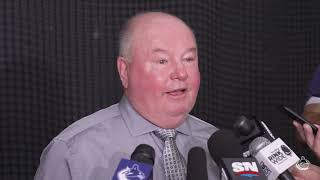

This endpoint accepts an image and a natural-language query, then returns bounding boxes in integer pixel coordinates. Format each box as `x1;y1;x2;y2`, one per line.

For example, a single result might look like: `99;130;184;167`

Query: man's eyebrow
183;47;197;55
152;48;168;53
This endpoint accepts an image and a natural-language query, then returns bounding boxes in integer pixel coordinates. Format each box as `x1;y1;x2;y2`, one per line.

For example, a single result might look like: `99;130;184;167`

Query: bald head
118;12;196;60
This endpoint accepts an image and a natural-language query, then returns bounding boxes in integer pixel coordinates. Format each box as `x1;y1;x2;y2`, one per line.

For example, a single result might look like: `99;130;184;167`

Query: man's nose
170;61;188;81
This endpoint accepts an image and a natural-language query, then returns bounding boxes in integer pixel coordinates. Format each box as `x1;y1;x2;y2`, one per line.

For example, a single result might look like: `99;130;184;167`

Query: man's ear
117;56;129;88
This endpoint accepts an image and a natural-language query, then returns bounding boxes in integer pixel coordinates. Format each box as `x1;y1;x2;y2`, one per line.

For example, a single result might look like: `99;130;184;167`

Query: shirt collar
119;95;192;136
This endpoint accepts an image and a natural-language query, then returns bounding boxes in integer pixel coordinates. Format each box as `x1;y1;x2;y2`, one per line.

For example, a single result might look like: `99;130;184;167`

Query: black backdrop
1;0;320;179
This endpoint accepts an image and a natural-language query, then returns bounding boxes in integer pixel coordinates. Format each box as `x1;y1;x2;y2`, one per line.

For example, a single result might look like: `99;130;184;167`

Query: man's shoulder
54;103;122;144
187;114;219;139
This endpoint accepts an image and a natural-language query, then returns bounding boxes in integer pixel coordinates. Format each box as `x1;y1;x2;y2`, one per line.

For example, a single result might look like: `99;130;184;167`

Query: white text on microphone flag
254;138;299;180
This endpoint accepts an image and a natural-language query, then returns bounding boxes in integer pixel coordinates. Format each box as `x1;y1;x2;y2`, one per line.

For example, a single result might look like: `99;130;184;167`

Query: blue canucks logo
117;164;146;180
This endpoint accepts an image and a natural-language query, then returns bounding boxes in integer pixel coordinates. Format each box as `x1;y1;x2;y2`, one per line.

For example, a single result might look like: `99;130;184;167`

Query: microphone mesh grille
249;136;271;156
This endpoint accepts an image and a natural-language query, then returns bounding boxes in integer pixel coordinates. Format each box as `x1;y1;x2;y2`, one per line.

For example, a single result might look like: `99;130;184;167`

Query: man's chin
167;107;191;116
156;120;184;129
167;112;189;125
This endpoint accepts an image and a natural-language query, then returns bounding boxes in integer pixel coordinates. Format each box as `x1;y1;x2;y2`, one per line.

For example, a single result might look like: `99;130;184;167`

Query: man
34;12;221;180
303;65;320;126
293;65;320;158
291;162;320;180
291;65;320;179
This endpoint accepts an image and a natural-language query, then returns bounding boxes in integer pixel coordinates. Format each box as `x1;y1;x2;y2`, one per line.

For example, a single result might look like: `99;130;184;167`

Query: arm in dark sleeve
34;139;72;180
304;65;320;124
306;65;320;100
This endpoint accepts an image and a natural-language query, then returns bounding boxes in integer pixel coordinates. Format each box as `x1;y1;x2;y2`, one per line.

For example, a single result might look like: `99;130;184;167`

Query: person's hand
291;163;320;180
293;121;320;159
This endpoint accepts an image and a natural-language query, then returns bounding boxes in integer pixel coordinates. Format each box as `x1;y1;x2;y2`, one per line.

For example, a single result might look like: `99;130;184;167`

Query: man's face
118;17;200;128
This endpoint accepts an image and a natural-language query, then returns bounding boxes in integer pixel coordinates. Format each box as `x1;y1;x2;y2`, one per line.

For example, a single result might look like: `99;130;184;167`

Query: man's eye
184;58;194;62
159;59;168;64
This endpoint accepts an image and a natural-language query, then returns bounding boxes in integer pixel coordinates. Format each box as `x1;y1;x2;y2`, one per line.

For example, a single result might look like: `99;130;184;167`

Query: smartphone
279;105;318;135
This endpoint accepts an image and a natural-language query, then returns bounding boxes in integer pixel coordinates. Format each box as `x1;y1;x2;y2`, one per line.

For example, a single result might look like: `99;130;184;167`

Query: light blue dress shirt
34;96;221;180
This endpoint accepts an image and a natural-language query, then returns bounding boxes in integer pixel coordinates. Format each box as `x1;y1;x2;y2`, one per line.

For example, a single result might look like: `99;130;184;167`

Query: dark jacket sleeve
306;65;320;100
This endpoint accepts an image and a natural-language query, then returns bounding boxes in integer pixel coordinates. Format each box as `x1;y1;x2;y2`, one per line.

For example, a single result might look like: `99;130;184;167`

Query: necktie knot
154;129;177;141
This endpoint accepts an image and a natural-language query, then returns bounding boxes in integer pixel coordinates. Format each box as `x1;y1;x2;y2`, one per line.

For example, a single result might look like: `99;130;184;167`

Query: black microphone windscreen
186;147;208;180
207;129;243;163
233;115;255;136
130;144;155;165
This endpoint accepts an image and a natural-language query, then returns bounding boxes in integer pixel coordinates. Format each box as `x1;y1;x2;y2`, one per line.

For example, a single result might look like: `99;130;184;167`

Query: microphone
249;136;299;180
131;144;155;165
233;115;277;157
233;115;256;137
112;144;155;180
255;120;276;140
186;147;208;180
208;129;267;180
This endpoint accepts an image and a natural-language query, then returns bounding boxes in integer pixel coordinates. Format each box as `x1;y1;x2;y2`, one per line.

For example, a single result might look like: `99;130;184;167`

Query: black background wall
1;0;320;179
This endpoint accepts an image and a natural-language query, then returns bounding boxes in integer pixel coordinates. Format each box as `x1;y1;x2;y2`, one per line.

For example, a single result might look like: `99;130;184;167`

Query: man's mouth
166;88;187;96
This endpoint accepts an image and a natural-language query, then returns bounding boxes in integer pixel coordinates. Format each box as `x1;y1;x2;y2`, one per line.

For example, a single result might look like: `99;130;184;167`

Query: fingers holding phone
280;105;318;134
293;121;320;159
293;120;307;142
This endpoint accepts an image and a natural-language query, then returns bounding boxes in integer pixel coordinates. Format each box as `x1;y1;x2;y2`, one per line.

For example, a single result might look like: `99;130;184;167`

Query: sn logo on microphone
232;162;260;177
